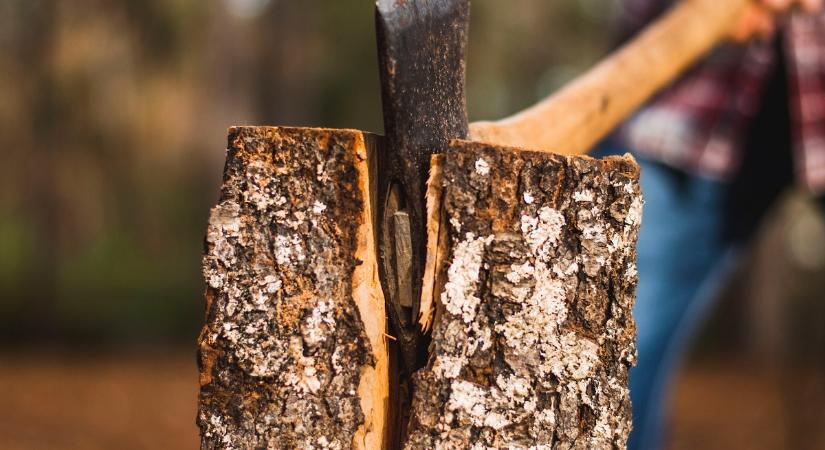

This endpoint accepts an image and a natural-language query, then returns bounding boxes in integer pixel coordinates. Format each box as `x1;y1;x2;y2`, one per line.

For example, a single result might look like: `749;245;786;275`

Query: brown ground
667;362;825;450
0;352;822;450
0;351;199;450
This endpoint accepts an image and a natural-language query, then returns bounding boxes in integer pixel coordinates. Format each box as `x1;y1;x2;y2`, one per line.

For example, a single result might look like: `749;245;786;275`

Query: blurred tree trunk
745;192;825;450
18;0;60;339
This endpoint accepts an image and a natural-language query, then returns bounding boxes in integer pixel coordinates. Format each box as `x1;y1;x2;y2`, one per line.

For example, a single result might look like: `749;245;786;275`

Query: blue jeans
594;148;738;450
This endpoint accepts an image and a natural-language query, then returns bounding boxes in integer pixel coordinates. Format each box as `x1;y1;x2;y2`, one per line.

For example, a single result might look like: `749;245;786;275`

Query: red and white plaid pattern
616;5;825;193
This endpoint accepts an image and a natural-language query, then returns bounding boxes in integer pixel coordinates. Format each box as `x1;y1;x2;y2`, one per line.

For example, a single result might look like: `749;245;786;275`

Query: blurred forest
0;0;612;347
0;0;822;449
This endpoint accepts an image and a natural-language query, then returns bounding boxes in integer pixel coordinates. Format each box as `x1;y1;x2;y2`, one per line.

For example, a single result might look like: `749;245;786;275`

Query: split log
198;128;642;450
198;127;388;450
408;142;642;449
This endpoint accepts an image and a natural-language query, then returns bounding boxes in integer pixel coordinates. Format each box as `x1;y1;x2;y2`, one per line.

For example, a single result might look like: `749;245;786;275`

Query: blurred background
0;0;822;449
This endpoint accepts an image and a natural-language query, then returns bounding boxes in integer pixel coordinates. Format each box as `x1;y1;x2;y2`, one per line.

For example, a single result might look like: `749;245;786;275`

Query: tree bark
408;141;641;449
198;127;388;450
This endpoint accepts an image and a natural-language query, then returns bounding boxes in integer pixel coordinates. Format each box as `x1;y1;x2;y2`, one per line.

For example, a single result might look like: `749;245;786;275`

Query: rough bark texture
198;127;388;450
407;141;642;449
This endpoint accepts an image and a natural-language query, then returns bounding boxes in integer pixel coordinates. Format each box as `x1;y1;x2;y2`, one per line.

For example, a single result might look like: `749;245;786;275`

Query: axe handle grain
468;0;749;155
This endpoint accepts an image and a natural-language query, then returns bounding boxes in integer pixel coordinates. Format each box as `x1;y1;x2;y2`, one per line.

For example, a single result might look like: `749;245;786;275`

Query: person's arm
732;0;824;41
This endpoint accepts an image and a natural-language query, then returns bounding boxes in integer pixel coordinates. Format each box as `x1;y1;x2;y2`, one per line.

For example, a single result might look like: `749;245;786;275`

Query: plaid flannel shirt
615;1;825;193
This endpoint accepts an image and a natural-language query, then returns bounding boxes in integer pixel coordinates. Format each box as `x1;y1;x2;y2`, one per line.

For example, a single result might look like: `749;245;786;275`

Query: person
597;1;825;449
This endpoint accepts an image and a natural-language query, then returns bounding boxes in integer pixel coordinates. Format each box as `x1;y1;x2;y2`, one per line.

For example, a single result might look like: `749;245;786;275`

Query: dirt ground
0;351;822;450
667;363;825;450
0;351;199;450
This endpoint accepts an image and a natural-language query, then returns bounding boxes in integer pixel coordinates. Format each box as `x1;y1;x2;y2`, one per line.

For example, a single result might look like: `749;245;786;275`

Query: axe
374;0;749;372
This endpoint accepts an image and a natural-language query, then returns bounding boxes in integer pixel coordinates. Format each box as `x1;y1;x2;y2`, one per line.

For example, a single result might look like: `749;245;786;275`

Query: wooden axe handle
468;0;749;155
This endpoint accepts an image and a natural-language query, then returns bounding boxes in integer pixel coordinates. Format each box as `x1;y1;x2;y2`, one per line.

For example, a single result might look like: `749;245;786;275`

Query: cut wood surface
408;142;642;449
198;127;388;450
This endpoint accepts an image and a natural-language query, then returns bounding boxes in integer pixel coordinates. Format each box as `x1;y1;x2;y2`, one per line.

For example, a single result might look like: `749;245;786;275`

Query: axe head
376;0;470;159
375;0;469;370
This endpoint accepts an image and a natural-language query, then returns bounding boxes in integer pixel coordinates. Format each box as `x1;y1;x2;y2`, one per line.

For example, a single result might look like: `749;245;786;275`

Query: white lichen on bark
441;232;493;324
406;143;642;450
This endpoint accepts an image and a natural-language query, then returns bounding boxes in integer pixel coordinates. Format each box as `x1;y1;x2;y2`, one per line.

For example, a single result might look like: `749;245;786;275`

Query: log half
198;127;388;450
408;141;642;449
